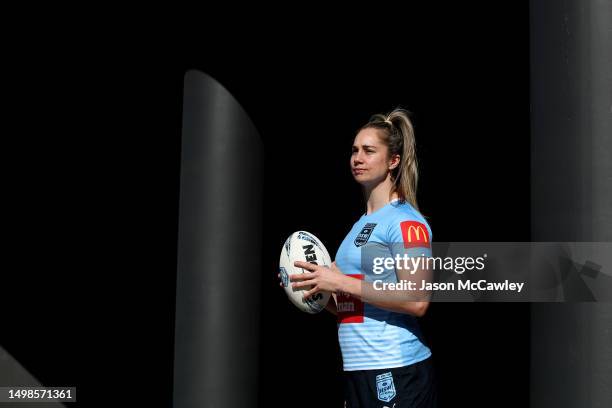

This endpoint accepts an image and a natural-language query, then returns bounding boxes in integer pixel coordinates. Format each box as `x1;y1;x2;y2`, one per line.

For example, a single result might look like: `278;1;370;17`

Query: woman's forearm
338;275;429;317
325;293;338;316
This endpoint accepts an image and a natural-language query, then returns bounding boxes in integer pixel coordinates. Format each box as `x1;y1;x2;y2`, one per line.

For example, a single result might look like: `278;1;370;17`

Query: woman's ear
389;154;401;170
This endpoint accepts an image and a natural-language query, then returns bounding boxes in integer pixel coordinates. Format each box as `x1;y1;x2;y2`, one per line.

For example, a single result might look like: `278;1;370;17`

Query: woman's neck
363;177;398;215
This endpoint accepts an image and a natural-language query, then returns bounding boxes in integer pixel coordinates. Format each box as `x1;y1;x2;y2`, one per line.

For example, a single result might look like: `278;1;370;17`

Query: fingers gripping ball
279;231;332;313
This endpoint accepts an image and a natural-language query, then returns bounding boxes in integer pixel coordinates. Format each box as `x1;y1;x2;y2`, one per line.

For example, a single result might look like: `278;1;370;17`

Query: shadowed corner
0;346;66;407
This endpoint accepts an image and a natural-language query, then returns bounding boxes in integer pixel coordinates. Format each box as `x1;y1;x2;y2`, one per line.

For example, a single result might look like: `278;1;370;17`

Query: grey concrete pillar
530;0;612;407
173;71;263;407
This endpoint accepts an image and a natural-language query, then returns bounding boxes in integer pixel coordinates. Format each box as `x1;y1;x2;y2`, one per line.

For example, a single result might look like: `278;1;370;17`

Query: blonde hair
360;108;420;210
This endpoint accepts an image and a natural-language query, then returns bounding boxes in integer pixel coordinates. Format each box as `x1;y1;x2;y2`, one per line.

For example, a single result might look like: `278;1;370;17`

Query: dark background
3;4;530;407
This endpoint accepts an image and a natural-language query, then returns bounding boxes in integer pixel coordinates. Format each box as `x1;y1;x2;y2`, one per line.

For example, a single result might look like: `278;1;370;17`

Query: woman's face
351;127;398;186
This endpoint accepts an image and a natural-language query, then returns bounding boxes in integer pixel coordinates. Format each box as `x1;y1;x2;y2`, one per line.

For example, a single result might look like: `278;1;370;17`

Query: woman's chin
353;174;388;189
354;176;374;187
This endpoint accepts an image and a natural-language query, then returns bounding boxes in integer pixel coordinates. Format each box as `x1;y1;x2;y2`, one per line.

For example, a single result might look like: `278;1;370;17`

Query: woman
288;108;436;407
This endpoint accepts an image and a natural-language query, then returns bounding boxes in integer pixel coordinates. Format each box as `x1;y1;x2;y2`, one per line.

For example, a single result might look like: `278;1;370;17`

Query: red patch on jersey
337;274;364;324
400;221;430;248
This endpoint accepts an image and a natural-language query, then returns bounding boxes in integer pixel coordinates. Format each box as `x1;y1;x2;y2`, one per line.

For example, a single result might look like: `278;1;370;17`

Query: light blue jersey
335;200;432;371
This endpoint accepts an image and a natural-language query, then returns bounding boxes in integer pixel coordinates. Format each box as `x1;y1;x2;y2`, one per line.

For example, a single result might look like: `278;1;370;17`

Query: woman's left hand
291;261;345;300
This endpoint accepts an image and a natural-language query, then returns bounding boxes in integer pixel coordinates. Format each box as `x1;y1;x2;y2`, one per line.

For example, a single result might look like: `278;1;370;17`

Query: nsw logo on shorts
354;223;377;247
376;372;396;403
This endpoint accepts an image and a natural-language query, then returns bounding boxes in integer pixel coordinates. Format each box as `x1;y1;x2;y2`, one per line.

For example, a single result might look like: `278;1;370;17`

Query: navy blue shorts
343;357;437;408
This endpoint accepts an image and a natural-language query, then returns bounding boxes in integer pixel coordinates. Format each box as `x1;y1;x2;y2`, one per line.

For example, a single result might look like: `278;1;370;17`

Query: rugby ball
279;231;332;313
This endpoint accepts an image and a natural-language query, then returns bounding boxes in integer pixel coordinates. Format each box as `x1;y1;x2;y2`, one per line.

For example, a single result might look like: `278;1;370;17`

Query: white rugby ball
279;231;332;314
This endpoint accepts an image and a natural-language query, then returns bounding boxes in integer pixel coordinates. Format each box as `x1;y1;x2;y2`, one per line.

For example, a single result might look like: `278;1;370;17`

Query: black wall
2;4;531;407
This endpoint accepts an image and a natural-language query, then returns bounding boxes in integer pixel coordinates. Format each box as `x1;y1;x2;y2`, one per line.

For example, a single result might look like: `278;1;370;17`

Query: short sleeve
387;217;433;259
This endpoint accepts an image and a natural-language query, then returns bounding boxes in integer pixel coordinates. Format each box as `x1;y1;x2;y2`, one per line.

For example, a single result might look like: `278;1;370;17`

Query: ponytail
359;108;419;210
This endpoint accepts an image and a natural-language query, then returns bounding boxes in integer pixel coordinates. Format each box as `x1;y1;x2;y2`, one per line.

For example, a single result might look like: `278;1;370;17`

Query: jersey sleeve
386;216;433;259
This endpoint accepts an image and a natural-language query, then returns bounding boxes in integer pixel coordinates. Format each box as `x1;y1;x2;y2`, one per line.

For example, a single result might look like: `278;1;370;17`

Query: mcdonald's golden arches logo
400;221;430;248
